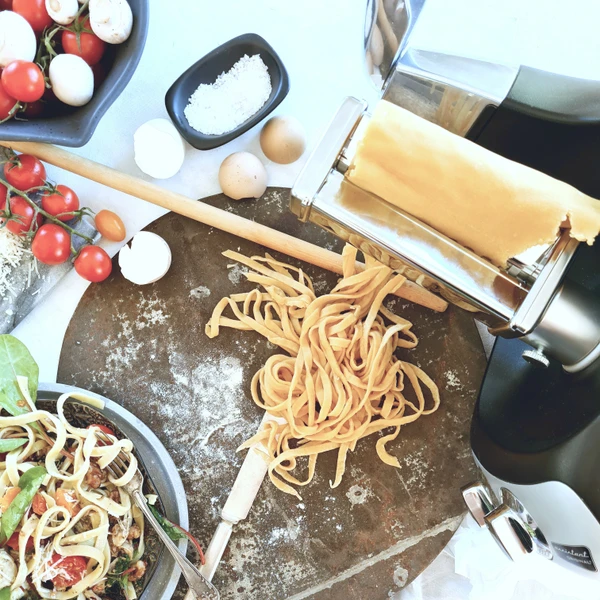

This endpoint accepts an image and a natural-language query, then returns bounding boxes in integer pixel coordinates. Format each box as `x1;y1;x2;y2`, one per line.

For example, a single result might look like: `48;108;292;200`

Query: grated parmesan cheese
184;54;272;135
0;228;28;299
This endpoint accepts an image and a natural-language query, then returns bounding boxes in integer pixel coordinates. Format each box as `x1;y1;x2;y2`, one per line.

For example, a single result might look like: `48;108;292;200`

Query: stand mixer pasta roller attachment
290;0;600;580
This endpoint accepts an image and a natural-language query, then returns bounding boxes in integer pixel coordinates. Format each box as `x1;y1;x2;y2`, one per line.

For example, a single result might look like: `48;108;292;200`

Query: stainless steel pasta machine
290;0;600;581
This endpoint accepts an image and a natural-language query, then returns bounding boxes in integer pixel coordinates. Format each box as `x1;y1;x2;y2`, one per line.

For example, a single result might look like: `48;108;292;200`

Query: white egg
219;152;267;200
259;116;306;165
49;54;94;106
134;119;186;179
118;232;172;285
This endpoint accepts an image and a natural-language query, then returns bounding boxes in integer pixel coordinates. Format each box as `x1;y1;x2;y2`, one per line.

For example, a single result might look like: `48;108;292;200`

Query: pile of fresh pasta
0;384;146;600
206;244;440;497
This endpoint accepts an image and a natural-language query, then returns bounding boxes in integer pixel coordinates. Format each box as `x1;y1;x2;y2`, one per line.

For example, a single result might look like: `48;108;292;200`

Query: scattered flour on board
149;349;256;494
445;369;463;390
400;448;432;490
346;484;373;505
135;295;169;330
189;285;211;300
392;565;409;589
227;263;248;285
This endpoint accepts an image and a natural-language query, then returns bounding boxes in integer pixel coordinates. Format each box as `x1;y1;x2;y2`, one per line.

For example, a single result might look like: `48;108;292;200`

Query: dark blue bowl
165;33;290;150
0;0;149;148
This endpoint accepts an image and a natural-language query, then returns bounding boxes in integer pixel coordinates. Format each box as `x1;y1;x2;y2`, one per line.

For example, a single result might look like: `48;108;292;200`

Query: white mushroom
88;0;133;44
49;54;94;106
0;11;36;67
45;0;79;25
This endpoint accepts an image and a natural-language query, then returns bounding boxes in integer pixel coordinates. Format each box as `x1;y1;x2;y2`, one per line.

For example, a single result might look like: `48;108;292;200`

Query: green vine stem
0;177;95;245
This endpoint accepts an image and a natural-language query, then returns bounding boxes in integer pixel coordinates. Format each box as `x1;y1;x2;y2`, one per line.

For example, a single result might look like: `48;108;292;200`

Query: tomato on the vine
49;554;88;589
74;246;112;282
0;80;18;121
21;99;45;119
0;195;42;235
13;0;52;33
1;61;45;103
32;224;71;265
41;185;80;221
4;154;47;191
62;18;106;66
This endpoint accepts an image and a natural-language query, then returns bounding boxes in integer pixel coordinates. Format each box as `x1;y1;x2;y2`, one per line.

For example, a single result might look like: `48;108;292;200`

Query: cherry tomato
41;185;79;221
94;209;126;242
32;492;47;516
4;154;47;191
62;18;106;66
6;531;34;552
0;79;18;121
1;61;45;103
87;423;114;446
0;195;42;235
49;554;88;589
91;62;106;90
74;245;112;282
13;0;52;33
87;424;115;436
21;99;45;119
32;224;71;265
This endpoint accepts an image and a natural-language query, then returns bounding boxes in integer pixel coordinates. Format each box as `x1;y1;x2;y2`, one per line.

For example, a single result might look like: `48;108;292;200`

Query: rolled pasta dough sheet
347;100;600;267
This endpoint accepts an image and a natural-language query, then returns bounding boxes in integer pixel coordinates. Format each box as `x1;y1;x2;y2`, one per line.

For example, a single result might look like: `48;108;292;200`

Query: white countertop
11;0;600;598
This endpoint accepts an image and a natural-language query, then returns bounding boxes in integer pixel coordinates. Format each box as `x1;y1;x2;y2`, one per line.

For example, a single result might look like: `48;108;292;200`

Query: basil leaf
0;587;10;600
0;438;27;452
148;504;185;541
0;466;46;545
0;335;39;416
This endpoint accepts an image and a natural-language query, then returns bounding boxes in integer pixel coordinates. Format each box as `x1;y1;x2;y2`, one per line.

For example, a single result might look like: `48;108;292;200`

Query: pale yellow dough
347;100;600;267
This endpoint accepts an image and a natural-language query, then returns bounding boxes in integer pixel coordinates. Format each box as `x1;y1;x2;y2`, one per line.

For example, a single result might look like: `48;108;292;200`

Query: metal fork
97;431;220;600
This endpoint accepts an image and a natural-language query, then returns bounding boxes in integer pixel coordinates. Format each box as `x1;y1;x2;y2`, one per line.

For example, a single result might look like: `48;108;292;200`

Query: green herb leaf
0;335;39;416
0;438;27;453
106;556;132;592
0;466;47;545
148;504;185;541
0;587;11;600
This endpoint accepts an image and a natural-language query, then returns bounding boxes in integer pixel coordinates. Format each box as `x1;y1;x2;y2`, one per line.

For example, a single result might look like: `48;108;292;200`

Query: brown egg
260;116;306;164
95;210;126;242
219;152;268;200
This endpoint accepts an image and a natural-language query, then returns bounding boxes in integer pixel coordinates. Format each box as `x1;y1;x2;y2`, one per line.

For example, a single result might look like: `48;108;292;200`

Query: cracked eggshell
0;11;36;67
118;231;172;285
218;152;267;200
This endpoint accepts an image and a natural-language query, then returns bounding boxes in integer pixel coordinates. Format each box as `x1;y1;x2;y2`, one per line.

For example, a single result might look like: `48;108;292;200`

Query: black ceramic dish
0;0;149;148
165;33;289;150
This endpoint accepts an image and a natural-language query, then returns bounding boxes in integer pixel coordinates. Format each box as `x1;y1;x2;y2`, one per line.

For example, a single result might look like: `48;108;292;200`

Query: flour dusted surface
184;54;272;135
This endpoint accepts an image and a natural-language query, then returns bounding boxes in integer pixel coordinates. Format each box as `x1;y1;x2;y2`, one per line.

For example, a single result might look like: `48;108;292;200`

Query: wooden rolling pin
0;141;447;312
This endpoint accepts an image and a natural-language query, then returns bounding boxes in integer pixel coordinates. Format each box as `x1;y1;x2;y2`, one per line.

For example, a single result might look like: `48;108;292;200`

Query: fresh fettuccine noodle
0;391;147;600
206;245;440;497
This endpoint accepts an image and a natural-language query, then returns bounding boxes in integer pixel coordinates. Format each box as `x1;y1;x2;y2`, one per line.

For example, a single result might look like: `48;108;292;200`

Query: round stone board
58;188;486;600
